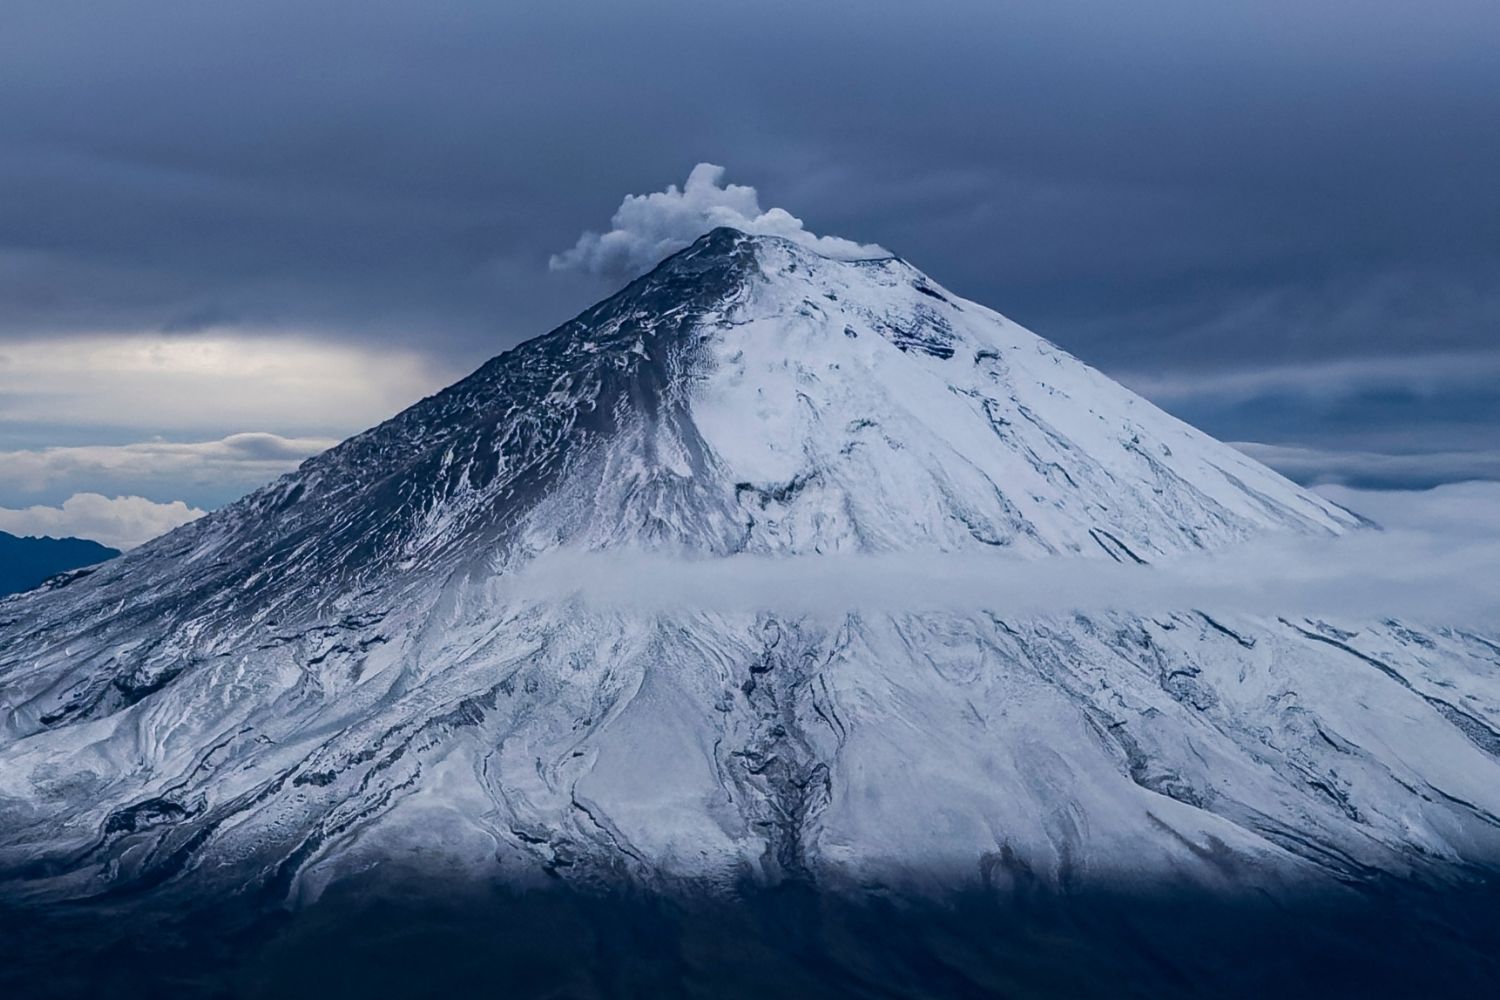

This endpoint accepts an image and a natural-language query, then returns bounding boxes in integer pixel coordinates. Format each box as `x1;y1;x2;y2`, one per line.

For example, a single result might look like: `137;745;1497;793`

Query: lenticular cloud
550;163;887;279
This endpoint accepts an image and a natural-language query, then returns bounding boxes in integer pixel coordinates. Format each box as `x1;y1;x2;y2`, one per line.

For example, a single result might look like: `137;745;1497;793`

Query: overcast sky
1;1;1497;543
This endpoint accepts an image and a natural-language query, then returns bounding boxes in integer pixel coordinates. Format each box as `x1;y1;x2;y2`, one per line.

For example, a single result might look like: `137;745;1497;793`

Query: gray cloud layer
1234;442;1500;491
0;433;333;510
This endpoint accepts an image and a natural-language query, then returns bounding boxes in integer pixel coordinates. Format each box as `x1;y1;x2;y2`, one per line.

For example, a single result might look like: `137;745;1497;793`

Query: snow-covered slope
2;229;1498;912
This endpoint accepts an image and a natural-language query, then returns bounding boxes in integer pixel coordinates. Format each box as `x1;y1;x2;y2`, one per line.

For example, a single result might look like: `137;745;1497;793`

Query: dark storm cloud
1;0;1497;480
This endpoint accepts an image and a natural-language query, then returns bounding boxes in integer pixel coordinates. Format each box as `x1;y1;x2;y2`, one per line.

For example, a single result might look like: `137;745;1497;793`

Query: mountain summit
2;230;1498;931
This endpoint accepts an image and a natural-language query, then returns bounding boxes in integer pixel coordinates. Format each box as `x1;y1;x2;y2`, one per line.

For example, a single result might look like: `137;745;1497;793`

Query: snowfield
1;228;1499;918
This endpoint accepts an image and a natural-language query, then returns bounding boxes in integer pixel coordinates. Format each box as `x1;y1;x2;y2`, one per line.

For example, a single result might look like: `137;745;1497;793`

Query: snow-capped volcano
2;228;1499;915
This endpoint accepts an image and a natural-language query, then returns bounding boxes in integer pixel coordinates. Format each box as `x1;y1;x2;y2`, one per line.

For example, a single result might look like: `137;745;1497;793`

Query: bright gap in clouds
0;333;454;438
0;332;457;532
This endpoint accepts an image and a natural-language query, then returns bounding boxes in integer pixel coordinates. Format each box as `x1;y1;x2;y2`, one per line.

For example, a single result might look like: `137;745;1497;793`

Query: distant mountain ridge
0;531;119;599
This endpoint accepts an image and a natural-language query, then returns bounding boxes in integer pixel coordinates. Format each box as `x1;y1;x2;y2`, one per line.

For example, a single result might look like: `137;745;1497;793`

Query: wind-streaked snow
1;229;1497;911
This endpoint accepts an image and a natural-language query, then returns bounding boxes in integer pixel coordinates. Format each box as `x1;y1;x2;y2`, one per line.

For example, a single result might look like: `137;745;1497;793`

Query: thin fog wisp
497;484;1500;624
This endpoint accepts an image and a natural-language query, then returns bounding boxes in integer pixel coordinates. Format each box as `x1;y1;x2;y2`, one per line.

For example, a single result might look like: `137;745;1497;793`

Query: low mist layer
500;482;1500;625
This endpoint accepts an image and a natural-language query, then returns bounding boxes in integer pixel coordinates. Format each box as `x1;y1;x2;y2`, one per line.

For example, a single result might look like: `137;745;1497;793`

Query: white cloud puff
550;163;887;279
0;493;205;550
